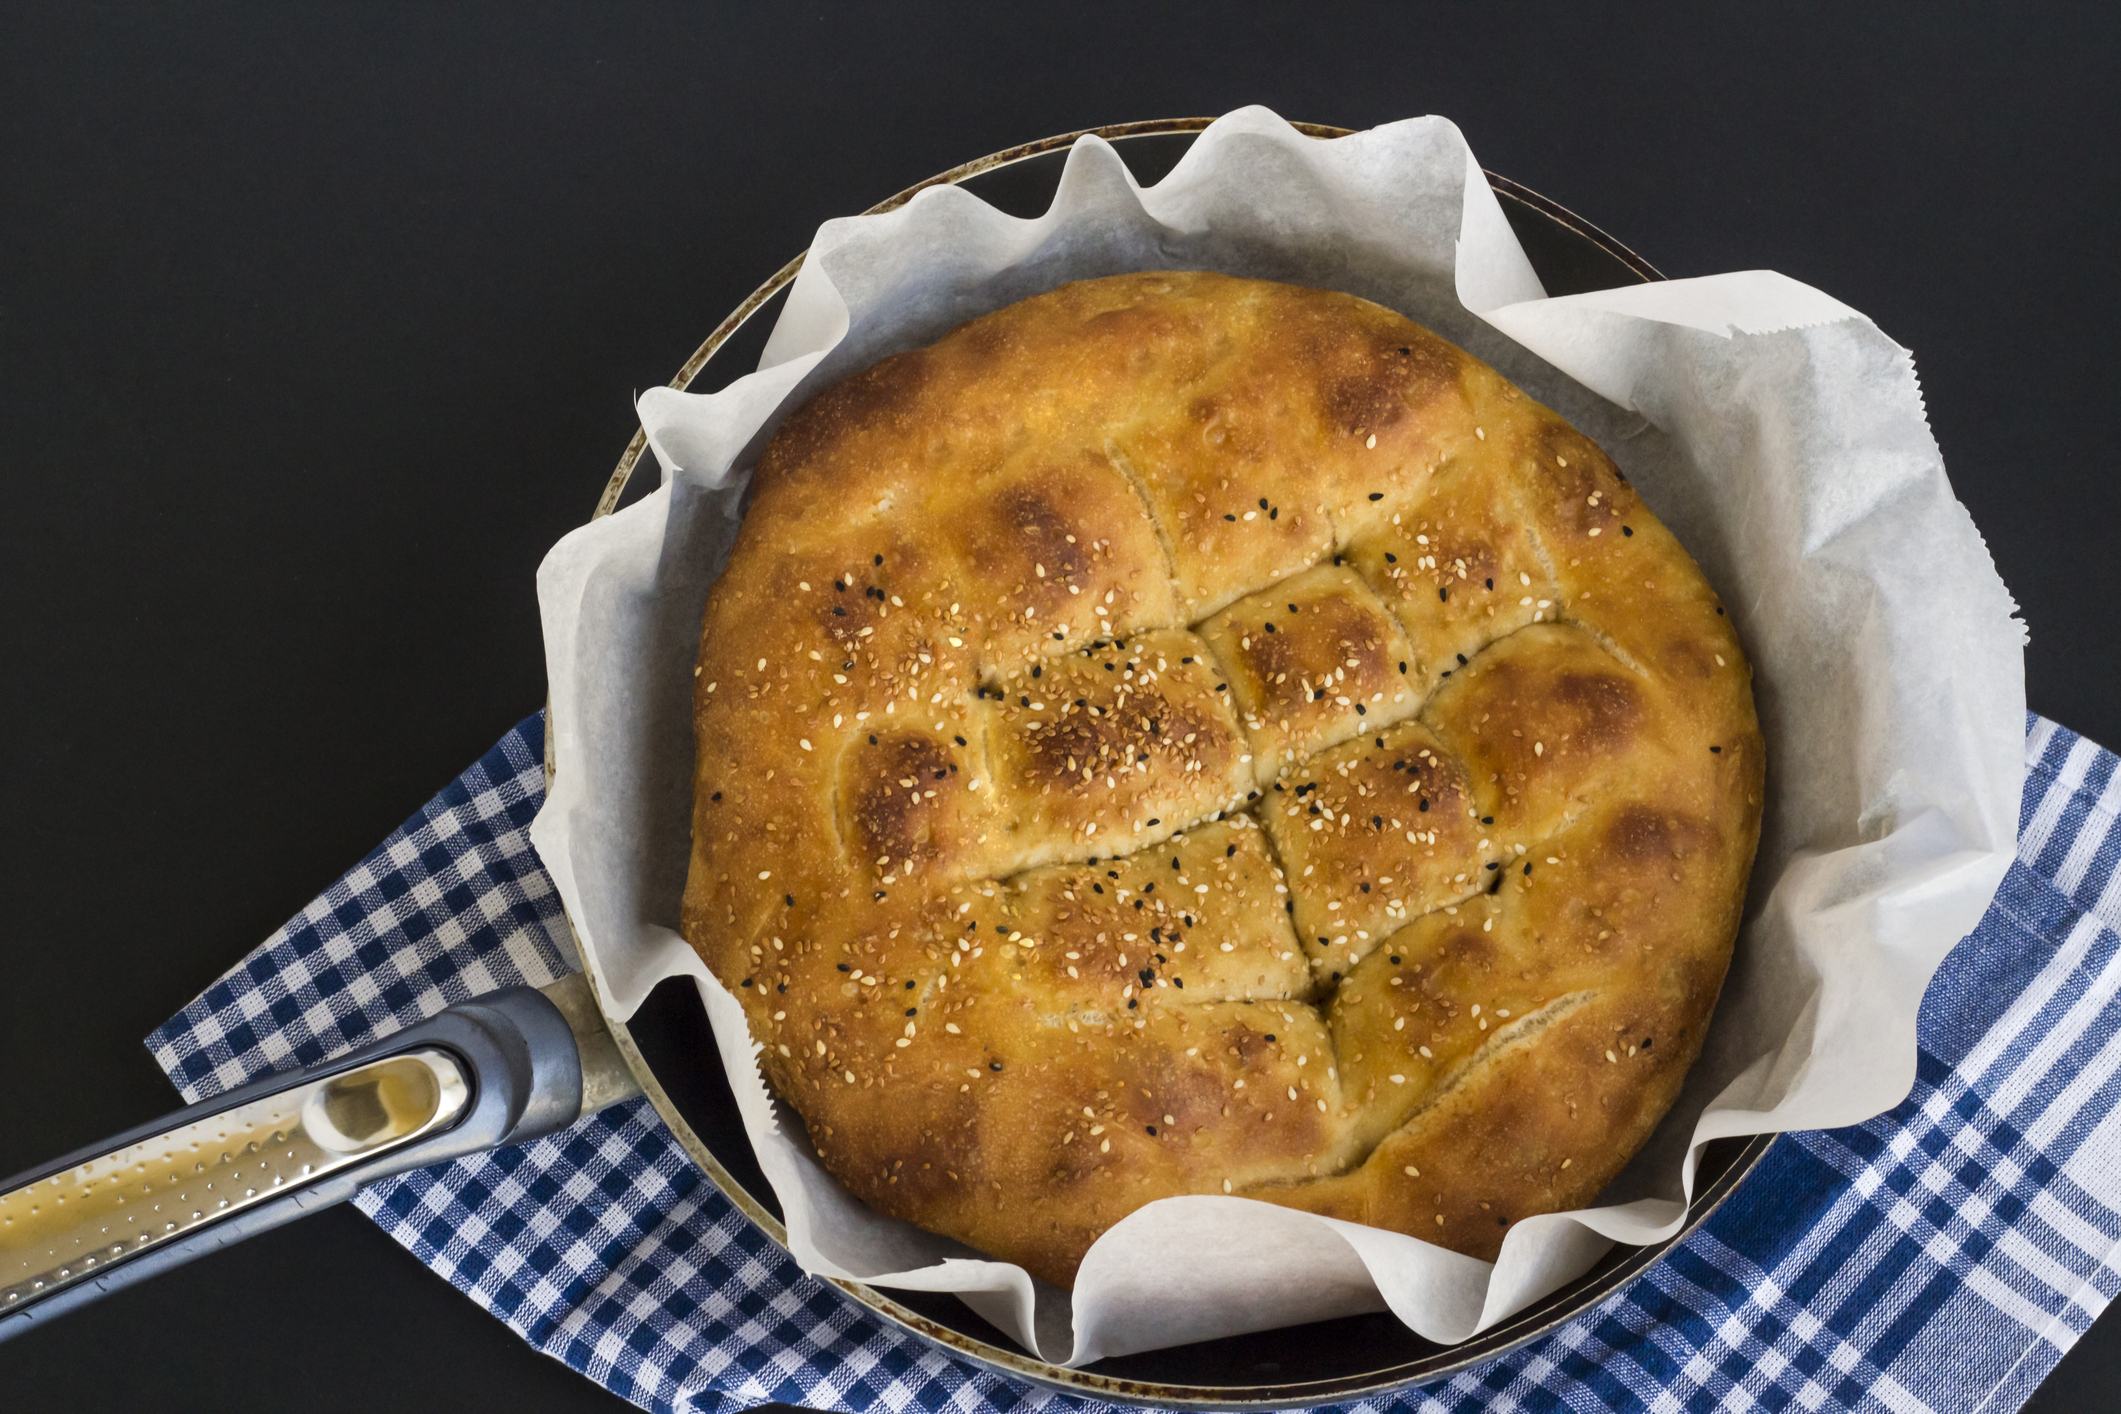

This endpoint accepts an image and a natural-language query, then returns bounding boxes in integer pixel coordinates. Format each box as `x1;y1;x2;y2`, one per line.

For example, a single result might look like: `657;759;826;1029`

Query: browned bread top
680;272;1764;1288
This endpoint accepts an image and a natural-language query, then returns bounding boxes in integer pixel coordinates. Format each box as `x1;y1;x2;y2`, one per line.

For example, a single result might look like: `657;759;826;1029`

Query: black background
4;5;2118;1410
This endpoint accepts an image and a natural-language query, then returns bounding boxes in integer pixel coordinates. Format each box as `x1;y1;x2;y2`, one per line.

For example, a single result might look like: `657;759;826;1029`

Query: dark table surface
4;5;2118;1410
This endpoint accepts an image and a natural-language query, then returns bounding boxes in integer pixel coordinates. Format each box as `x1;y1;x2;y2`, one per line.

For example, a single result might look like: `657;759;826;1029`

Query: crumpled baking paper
530;107;2025;1366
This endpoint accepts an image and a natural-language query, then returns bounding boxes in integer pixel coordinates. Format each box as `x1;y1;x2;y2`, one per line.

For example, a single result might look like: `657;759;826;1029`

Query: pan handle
0;975;640;1341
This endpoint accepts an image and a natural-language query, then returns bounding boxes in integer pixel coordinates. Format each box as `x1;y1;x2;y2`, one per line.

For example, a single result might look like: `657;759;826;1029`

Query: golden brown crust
681;272;1764;1287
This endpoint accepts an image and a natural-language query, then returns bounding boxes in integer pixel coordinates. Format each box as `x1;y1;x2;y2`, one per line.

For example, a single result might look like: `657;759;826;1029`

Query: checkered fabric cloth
147;712;2121;1414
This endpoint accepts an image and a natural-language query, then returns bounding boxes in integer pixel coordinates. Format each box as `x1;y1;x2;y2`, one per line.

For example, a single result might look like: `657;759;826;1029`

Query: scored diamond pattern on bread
681;272;1764;1288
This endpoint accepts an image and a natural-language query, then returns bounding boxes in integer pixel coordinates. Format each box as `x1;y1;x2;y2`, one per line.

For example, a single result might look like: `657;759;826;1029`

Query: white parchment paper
531;108;2025;1365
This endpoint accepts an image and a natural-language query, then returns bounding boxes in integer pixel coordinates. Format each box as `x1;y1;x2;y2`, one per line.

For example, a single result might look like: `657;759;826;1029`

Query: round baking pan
576;117;1774;1408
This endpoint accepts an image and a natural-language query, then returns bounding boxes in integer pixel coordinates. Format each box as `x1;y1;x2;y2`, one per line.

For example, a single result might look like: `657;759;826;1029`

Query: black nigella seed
1399;661;1408;674
1032;665;1042;678
1716;606;1726;615
1360;882;1372;893
873;553;883;565
1486;577;1495;589
1147;1125;1157;1135
905;980;915;990
1622;525;1634;536
1356;704;1367;715
1386;552;1397;562
990;1062;1002;1071
1642;1037;1654;1048
834;580;846;591
1270;507;1278;519
1224;513;1236;521
777;982;787;993
869;734;878;745
711;791;722;802
1439;587;1449;602
1524;863;1532;875
832;606;846;616
1419;798;1430;812
1265;1034;1277;1043
1457;653;1468;665
837;963;851;972
1369;492;1384;501
1390;956;1401;965
1482;816;1494;825
955;735;967;746
1710;745;1723;754
905;1007;917;1017
1127;999;1138;1009
1093;883;1104;894
1148;817;1161;826
1285;900;1295;914
1259;497;1269;509
785;893;795;907
1173;977;1183;988
741;978;753;987
1265;622;1276;633
1226;844;1237;856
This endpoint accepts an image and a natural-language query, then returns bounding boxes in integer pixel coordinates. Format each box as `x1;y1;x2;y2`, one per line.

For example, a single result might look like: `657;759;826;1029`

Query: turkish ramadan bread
680;270;1764;1289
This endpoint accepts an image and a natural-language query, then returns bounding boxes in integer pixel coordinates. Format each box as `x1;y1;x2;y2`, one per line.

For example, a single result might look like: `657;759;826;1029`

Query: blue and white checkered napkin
147;712;2121;1413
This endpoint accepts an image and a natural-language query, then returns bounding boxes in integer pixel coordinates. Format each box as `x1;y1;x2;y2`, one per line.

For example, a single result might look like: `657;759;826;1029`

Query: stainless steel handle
0;976;639;1341
1;1047;471;1312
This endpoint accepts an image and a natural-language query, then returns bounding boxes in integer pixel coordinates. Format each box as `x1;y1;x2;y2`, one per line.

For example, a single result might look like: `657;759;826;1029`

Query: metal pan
0;118;1772;1407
